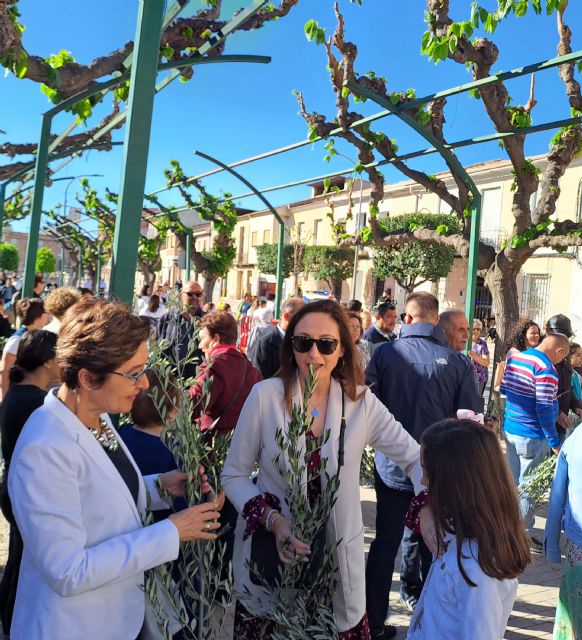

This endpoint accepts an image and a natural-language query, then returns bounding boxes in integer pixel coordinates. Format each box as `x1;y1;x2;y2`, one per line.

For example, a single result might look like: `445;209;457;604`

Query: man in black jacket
545;314;582;440
248;297;303;379
365;292;483;640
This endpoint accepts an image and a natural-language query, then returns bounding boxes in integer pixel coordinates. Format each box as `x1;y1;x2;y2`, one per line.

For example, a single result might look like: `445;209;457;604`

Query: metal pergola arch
17;0;272;298
143;49;582;327
12;0;582;323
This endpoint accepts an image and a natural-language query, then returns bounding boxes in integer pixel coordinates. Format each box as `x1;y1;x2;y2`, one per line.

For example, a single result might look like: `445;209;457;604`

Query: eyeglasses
185;291;203;298
292;336;339;355
110;366;148;385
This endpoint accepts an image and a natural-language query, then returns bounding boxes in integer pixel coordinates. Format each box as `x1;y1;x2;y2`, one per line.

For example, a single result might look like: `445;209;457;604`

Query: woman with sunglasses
7;299;222;640
222;300;424;639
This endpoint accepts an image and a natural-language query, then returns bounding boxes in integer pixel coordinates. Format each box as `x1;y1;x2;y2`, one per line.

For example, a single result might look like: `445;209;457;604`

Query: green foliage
506;105;532;129
373;213;460;292
35;246;57;274
145;335;234;639
519;453;557;508
250;365;339;636
422;1;566;64
256;244;294;278
303;246;354;297
113;81;131;102
304;19;326;45
0;243;19;272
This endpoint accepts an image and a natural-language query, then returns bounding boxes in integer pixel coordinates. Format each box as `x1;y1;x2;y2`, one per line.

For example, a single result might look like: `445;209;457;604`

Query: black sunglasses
185;291;203;298
292;336;339;355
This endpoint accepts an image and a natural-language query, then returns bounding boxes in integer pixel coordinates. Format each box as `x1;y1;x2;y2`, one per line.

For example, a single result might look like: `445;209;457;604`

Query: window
520;274;551;326
263;229;271;244
251;231;258;246
313;219;321;242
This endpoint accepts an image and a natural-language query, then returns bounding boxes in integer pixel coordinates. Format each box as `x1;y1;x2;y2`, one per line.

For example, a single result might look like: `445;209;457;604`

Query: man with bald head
158;280;205;379
501;332;571;550
438;308;470;352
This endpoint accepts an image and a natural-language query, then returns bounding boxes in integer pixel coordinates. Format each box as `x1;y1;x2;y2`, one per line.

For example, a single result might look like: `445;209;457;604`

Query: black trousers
365;468;431;636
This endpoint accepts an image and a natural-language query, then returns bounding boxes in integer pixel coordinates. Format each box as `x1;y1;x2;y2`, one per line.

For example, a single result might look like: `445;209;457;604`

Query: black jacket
249;325;283;379
366;322;483;492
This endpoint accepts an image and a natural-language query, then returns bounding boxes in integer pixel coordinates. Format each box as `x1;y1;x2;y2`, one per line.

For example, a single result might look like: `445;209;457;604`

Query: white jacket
8;391;180;640
222;377;423;632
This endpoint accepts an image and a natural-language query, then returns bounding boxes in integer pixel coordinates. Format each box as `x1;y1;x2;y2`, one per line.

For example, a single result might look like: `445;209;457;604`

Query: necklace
88;419;119;453
55;391;119;453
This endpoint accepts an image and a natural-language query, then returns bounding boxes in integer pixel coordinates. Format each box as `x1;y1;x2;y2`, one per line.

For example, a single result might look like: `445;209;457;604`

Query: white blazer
222;377;423;632
8;391;180;640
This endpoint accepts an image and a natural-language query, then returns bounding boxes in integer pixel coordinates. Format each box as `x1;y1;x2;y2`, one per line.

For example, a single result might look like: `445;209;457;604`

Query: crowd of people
0;277;579;640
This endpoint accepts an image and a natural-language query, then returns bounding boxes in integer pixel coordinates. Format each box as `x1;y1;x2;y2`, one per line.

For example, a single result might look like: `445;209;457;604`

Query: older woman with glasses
8;299;222;640
222;300;425;639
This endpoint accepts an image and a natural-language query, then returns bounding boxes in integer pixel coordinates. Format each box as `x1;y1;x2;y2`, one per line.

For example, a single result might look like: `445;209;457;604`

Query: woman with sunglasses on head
7;299;222;640
222;300;424;639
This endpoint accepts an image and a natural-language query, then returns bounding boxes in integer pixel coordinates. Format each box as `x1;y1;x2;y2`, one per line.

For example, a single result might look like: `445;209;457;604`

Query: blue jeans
505;432;549;531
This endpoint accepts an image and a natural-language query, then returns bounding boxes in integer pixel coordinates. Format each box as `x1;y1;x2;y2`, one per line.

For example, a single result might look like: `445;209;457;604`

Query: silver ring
204;522;211;531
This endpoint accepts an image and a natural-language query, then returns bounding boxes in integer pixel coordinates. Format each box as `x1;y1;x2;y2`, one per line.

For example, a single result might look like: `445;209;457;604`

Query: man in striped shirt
501;333;571;550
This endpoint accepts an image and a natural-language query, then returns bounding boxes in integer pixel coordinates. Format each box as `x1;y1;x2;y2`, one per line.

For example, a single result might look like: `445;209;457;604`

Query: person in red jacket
189;311;262;577
189;311;262;434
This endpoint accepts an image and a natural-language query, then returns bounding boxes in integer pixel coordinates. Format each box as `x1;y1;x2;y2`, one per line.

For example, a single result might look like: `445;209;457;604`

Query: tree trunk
484;261;522;355
332;279;343;300
203;274;218;302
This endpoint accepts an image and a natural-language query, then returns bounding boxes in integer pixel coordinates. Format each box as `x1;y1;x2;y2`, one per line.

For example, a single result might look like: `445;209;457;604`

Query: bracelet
265;509;281;532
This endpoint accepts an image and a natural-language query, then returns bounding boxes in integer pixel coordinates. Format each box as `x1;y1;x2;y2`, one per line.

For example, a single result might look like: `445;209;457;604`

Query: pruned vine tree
0;0;299;187
298;0;582;348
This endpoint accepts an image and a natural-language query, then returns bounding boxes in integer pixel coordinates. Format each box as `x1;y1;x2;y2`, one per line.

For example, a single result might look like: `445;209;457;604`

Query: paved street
0;487;563;639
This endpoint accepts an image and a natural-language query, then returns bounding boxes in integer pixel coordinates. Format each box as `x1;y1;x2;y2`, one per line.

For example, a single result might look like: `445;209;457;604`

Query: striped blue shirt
500;348;559;448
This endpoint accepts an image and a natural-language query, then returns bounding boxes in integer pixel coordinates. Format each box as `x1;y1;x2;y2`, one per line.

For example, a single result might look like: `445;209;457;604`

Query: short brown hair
58;299;150;389
278;300;364;408
200;311;238;345
16;298;45;326
405;291;438;321
45;286;82;319
131;368;180;427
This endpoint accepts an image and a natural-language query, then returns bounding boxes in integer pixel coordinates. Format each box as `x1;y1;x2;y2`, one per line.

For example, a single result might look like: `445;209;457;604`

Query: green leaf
304;19;326;45
448;34;458;53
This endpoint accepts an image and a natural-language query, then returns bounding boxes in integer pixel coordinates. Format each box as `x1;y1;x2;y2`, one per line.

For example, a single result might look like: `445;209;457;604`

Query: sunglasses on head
185;291;203;298
292;336;339;355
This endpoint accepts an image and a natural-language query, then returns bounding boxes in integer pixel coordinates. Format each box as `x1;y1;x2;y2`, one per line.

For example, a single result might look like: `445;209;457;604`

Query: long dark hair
421;419;530;586
508;320;541;353
147;294;160;313
10;329;57;384
278;300;364;409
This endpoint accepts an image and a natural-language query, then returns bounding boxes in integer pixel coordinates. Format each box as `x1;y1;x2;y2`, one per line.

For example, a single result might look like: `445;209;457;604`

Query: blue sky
1;0;581;233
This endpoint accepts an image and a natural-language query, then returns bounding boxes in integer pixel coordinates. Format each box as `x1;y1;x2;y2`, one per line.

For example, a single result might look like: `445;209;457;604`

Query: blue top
117;425;177;476
366;322;483;493
500;348;559;449
544;426;582;562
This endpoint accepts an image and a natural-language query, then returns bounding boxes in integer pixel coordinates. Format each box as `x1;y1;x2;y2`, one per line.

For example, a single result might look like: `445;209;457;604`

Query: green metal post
78;247;83;285
96;246;102;296
110;0;165;304
275;223;285;315
464;196;483;343
185;231;192;281
0;182;6;243
22;115;52;297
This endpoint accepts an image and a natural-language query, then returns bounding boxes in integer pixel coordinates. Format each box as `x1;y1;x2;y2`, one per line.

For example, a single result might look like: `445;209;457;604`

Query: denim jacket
544;426;582;562
366;322;483;493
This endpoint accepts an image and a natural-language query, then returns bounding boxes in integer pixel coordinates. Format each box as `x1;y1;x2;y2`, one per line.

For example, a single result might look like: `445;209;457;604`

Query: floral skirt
233;600;371;639
554;539;582;640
